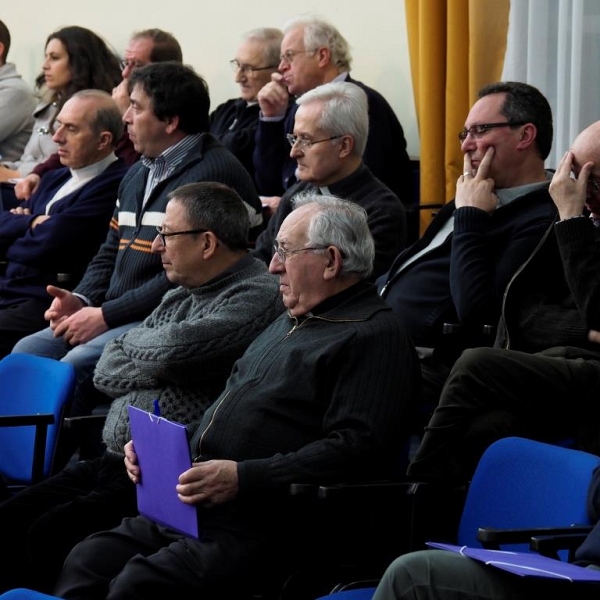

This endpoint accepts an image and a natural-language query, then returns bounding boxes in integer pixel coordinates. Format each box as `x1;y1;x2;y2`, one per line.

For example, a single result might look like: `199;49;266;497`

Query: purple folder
426;542;600;583
127;405;200;538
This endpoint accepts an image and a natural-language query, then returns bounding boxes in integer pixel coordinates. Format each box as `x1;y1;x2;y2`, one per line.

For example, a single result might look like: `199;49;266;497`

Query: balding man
0;89;127;356
210;27;282;181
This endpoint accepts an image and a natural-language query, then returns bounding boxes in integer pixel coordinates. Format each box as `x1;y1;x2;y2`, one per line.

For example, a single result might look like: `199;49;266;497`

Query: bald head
571;121;600;168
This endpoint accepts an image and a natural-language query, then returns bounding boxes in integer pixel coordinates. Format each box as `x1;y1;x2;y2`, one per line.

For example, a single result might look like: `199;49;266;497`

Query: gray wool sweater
96;255;282;456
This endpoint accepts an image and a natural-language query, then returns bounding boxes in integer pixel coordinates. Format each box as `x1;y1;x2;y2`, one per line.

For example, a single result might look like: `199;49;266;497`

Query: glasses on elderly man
279;49;316;64
458;121;526;143
286;133;343;150
229;59;277;75
272;243;328;262
155;226;208;246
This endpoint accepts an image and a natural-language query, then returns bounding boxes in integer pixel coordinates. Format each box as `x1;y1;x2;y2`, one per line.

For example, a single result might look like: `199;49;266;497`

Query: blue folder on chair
127;405;200;538
427;542;600;583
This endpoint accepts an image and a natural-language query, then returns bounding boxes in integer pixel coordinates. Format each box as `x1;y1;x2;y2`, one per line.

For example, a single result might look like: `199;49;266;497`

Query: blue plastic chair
0;589;62;599
0;353;75;488
315;437;600;599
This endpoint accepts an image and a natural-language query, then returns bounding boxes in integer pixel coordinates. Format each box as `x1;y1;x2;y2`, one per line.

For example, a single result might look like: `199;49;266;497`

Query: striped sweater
74;133;263;328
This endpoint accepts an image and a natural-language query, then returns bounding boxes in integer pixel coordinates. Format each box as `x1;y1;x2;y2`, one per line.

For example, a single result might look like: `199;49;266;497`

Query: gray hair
296;81;368;157
70;89;123;147
292;193;374;278
283;15;352;72
243;27;283;67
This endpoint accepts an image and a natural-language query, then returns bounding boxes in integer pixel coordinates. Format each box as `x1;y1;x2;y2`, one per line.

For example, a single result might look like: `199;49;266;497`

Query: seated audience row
3;13;600;600
0;191;419;596
12;61;264;418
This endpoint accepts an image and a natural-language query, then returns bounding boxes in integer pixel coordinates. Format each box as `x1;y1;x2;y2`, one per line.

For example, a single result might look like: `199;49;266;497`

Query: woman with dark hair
0;25;121;182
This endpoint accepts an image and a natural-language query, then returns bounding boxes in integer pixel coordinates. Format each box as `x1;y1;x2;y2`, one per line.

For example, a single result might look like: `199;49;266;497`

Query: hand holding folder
127;405;200;539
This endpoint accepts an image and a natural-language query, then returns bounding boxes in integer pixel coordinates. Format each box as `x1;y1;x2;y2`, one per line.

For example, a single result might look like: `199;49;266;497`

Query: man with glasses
253;15;413;216
0;181;282;595
14;28;183;201
376;81;559;423
252;80;407;279
208;28;282;182
52;194;420;599
12;62;264;418
405;119;600;485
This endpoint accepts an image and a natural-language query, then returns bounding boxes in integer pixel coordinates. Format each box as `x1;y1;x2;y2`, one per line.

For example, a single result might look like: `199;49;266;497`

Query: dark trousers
0;452;137;594
372;549;600;600
54;502;302;600
0;298;50;358
408;346;600;482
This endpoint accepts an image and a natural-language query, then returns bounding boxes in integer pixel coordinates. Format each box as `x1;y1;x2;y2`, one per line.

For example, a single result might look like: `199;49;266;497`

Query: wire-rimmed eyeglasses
279;49;315;64
272;243;328;262
286;133;343;150
229;59;277;75
458;121;526;143
155;226;209;246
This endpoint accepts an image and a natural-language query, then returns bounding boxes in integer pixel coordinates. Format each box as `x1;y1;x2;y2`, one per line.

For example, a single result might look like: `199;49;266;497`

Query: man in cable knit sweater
0;181;281;595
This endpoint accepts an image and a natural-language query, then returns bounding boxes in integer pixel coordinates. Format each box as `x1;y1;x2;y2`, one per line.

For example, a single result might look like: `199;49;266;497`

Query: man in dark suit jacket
254;15;413;216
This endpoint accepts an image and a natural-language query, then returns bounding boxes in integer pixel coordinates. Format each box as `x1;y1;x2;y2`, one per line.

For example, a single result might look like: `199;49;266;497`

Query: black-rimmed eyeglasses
155;226;208;246
272;243;328;262
458;121;526;143
229;59;277;74
286;134;343;149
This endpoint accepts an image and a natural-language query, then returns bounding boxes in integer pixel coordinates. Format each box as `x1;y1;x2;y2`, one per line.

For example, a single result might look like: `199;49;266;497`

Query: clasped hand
44;285;108;345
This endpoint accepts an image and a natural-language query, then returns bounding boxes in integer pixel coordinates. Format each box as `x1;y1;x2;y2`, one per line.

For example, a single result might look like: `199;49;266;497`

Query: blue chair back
457;436;600;553
0;353;75;484
0;589;62;599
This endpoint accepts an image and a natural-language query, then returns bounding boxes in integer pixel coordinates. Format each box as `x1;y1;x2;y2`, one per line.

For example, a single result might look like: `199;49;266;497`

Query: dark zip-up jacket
190;282;419;498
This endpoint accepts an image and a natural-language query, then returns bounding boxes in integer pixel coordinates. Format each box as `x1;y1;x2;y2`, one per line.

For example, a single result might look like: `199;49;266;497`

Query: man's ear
338;135;354;158
98;131;112;151
316;46;331;68
202;230;219;258
322;245;343;280
164;115;180;135
516;123;537;151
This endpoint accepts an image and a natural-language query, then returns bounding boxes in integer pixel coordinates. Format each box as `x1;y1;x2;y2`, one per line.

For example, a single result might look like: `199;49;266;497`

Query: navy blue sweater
0;158;127;305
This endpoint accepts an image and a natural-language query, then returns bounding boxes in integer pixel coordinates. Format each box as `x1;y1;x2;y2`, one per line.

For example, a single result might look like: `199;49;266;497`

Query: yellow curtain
405;0;509;235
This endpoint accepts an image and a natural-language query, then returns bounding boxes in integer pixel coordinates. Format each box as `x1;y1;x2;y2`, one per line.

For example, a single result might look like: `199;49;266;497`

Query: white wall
2;1;420;158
